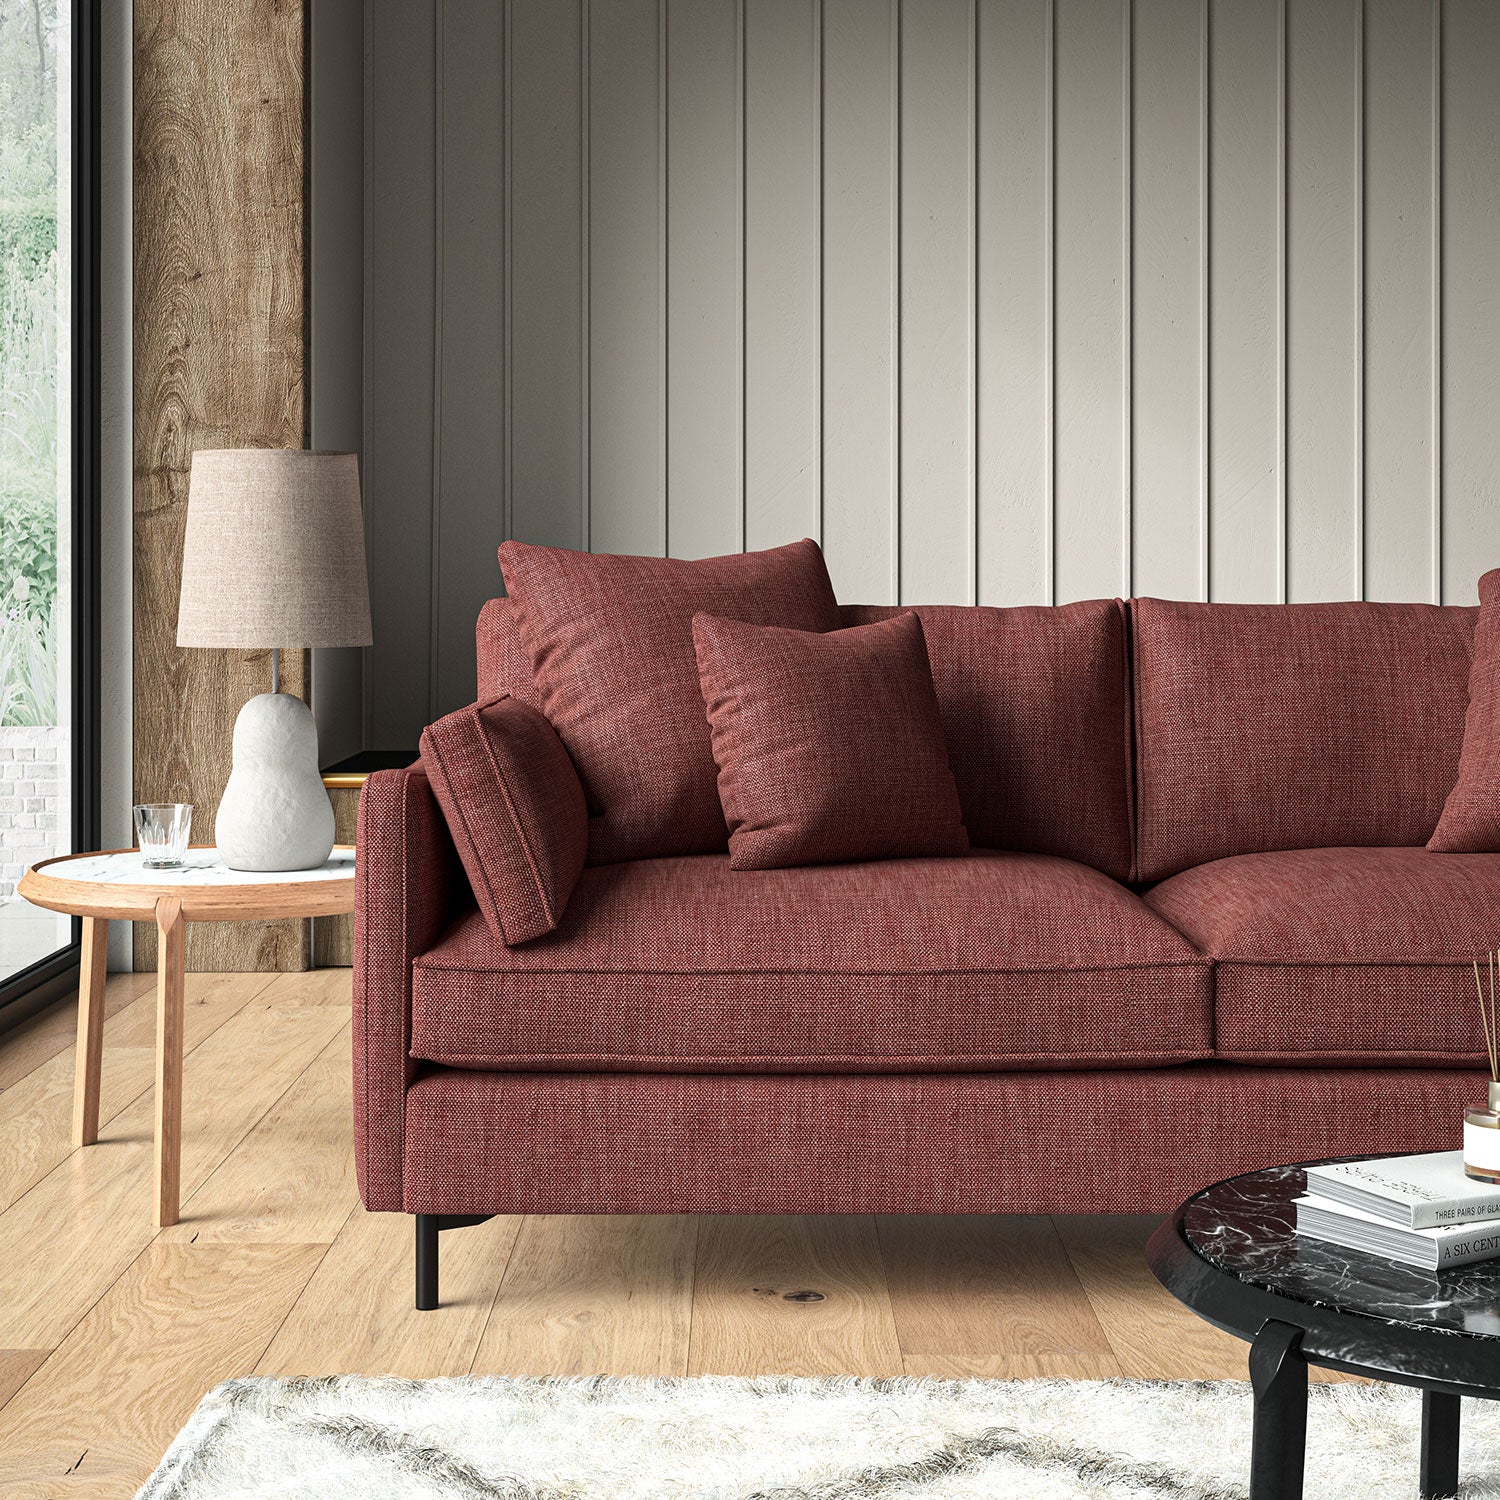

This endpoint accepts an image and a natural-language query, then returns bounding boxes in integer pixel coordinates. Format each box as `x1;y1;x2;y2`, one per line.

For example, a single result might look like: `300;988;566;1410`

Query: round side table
17;846;355;1228
1146;1161;1500;1500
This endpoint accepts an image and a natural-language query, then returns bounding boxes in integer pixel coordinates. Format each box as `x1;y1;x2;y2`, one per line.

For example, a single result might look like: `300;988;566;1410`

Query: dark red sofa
356;594;1493;1306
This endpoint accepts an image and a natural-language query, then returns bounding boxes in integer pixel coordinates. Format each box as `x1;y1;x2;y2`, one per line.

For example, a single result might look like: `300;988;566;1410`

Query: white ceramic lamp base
216;693;335;872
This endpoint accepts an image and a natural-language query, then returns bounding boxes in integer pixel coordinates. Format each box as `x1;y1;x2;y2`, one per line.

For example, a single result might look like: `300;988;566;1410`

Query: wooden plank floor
0;969;1288;1497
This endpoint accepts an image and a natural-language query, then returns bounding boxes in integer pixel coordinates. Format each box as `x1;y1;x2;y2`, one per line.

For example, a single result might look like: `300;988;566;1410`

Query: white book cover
1304;1152;1500;1229
1294;1193;1500;1270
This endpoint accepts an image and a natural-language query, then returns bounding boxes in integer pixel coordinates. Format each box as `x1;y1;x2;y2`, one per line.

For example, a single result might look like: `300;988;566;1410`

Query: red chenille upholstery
1132;598;1476;881
1431;567;1500;851
841;601;1134;882
398;1064;1482;1216
496;538;840;865
480;596;1137;882
355;765;470;1213
693;610;968;869
348;589;1495;1230
1146;846;1498;1066
409;850;1211;1073
476;597;541;706
419;695;588;945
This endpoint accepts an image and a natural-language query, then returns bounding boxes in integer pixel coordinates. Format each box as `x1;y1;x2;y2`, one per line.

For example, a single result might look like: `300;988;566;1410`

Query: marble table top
1183;1162;1500;1342
41;848;355;888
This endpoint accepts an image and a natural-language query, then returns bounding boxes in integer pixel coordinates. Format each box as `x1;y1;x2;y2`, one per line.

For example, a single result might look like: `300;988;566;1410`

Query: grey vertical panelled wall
363;0;1500;749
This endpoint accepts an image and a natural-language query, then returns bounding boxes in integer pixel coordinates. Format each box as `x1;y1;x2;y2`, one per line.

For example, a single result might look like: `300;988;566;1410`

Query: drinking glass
134;803;193;870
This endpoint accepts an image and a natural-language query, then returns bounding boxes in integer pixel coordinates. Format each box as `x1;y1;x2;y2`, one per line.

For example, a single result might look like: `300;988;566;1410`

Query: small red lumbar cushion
692;609;970;870
419;694;587;945
1431;568;1500;852
497;538;842;864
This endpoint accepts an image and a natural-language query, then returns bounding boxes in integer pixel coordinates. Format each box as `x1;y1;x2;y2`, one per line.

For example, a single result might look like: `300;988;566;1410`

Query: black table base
1247;1321;1465;1500
1147;1161;1500;1500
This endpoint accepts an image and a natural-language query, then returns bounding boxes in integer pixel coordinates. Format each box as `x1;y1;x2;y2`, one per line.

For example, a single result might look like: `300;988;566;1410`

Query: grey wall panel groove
361;0;1500;732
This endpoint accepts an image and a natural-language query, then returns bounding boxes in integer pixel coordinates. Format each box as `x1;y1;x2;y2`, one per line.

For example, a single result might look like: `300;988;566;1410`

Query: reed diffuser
1465;952;1500;1182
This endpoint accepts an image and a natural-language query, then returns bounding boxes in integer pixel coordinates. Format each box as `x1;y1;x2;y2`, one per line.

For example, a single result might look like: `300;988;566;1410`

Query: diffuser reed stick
1465;953;1500;1181
1475;955;1499;1083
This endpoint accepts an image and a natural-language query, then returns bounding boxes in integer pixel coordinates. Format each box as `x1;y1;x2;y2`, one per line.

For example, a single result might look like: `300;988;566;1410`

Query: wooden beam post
133;1;310;972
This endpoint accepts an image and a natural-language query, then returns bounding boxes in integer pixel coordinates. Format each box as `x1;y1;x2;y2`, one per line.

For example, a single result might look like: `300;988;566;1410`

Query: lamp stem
271;646;280;696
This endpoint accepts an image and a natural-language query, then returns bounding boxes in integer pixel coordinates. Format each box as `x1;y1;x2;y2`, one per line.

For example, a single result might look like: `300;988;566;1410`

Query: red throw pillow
419;694;587;944
1431;568;1500;851
497;538;841;863
692;609;969;870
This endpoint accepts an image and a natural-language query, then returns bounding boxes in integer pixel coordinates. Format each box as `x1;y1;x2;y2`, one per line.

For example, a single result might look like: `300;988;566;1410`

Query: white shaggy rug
138;1374;1500;1499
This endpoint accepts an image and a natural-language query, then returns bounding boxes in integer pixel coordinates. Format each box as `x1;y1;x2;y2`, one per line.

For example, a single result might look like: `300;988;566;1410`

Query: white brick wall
0;727;69;902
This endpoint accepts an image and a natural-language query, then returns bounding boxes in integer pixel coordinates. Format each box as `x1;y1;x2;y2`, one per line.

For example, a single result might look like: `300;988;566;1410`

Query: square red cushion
418;694;587;945
497;538;841;863
1431;568;1500;851
692;609;969;869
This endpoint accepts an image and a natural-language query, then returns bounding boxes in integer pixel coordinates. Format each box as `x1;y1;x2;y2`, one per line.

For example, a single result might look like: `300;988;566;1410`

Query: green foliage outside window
0;1;61;725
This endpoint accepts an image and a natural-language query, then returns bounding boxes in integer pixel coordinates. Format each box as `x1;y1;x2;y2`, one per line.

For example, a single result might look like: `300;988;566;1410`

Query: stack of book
1295;1152;1500;1270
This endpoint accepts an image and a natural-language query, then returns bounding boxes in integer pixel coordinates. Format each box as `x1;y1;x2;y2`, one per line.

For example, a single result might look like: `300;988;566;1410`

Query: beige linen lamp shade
176;449;372;649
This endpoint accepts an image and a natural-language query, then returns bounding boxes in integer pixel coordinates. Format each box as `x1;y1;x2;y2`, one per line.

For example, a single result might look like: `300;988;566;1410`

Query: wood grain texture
258;1207;522;1378
0;973;275;1215
70;918;109;1148
0;974;153;1094
0;1351;47;1413
154;1019;355;1245
0;974;1384;1493
476;1215;696;1377
0;999;346;1351
689;1214;904;1377
133;0;309;972
880;1214;1121;1379
0;1243;324;1496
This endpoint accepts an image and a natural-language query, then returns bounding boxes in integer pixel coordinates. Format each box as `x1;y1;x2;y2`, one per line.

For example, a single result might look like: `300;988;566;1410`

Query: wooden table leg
71;916;109;1148
152;895;185;1229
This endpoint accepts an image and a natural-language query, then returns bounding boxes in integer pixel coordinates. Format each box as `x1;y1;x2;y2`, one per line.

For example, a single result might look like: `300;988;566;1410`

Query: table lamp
176;449;373;871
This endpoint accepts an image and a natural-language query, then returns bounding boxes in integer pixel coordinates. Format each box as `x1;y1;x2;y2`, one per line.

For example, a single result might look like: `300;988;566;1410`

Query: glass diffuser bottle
1464;954;1500;1183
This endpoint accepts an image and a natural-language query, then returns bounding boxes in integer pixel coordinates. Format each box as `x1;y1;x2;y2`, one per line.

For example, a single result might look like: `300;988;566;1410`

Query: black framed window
0;0;99;1023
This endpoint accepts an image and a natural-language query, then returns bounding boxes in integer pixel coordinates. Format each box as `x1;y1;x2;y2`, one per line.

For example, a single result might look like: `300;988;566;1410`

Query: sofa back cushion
496;539;842;864
840;601;1135;882
477;597;539;706
1132;598;1476;882
483;595;1135;880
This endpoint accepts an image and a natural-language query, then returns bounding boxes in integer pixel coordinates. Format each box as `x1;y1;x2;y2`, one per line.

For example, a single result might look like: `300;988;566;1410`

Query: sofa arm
354;763;468;1212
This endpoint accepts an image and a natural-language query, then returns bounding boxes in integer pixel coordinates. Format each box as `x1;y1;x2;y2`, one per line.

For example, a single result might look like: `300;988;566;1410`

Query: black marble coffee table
1146;1161;1500;1500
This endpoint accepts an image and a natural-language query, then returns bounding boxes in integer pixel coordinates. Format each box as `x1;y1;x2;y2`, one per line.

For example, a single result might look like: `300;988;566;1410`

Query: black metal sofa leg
415;1213;495;1310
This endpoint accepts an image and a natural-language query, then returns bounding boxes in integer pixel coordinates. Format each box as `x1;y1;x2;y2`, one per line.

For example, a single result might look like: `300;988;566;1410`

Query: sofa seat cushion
410;850;1212;1074
1145;847;1499;1065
